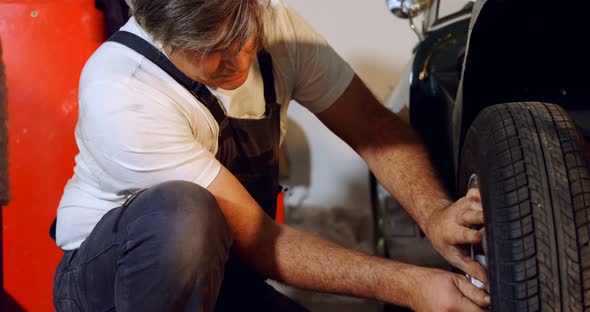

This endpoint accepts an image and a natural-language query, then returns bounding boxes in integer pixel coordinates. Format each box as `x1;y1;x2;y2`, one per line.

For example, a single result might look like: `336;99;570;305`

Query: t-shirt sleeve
278;3;355;113
77;81;221;194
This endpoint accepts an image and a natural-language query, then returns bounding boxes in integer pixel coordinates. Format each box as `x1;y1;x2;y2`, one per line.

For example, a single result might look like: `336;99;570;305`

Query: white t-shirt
56;0;354;250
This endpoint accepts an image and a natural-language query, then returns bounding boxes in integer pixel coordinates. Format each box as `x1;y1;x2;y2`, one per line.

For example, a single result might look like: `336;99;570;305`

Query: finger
448;292;486;312
453;196;482;215
469;196;483;211
457;291;488;312
455;275;491;308
457;209;484;226
448;247;489;285
466;188;481;201
460;194;483;212
446;225;482;244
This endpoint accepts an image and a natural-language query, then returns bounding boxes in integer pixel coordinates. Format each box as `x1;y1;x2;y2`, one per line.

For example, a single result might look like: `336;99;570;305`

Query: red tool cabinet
0;1;105;310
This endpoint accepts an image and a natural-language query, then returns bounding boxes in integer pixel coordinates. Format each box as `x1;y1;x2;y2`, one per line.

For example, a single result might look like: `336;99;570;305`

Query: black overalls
107;31;307;311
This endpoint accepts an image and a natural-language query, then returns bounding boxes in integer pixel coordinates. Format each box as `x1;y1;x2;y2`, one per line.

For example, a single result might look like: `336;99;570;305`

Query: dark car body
402;0;590;196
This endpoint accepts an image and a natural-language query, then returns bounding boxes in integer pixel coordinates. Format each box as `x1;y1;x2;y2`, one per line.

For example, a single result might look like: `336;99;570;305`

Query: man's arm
316;74;488;284
207;166;488;310
208;166;412;305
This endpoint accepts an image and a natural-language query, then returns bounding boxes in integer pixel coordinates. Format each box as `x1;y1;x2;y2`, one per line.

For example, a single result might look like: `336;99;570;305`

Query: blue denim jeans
52;181;307;312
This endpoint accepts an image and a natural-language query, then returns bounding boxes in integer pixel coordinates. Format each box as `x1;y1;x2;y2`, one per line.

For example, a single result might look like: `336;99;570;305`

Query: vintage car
373;0;590;311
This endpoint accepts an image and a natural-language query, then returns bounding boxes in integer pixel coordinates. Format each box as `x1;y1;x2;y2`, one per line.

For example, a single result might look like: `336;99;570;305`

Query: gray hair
128;0;268;55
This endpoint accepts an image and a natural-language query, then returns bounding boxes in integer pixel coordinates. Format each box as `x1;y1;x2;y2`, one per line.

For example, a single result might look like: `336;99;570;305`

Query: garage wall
285;0;418;103
281;0;417;246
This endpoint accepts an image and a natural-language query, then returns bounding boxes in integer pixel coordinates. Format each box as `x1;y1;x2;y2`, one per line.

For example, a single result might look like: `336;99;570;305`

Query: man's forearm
210;166;423;306
358;104;452;231
247;218;419;307
316;75;451;231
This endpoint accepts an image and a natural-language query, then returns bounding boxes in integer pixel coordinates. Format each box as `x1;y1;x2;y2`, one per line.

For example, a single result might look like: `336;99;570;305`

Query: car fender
455;0;590;172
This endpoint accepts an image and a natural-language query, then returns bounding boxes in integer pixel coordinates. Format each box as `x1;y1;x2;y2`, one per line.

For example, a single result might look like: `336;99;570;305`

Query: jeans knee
112;182;232;310
123;181;232;262
152;180;216;208
153;181;228;236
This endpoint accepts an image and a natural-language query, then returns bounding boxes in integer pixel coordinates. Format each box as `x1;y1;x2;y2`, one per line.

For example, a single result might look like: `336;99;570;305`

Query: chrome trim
409;13;424;40
427;13;472;32
423;0;439;33
425;0;477;32
387;0;407;18
387;0;430;19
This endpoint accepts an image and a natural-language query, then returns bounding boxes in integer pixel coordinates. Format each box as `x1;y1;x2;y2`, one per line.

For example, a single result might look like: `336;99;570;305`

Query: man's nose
223;59;240;72
223;52;249;72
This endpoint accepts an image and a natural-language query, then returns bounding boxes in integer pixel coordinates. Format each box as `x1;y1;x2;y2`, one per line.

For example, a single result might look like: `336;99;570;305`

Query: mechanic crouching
52;0;490;311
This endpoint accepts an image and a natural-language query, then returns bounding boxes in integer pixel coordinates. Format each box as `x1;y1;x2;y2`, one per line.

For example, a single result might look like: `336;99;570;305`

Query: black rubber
459;102;590;311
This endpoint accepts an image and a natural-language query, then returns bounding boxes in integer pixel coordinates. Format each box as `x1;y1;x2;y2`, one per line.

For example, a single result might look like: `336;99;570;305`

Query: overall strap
257;50;277;107
108;31;226;124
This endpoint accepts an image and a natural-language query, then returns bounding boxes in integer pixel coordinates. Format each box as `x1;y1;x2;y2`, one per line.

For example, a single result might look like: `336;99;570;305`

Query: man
53;0;489;311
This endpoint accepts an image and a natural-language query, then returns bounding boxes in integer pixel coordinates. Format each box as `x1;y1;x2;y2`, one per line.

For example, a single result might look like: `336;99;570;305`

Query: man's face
166;35;258;90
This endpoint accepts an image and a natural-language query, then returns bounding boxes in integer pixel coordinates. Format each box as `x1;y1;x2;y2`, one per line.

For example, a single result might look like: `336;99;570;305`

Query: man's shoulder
78;41;184;109
80;41;143;89
78;43;147;115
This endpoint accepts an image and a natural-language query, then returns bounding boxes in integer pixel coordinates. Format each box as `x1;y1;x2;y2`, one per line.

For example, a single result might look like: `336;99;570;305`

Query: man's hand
424;188;488;284
408;267;490;312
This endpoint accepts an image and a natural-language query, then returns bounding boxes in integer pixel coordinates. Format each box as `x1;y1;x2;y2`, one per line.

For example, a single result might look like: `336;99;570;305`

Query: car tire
458;102;590;311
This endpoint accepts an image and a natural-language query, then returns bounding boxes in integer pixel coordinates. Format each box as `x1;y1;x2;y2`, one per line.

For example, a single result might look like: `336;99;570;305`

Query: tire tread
461;102;590;311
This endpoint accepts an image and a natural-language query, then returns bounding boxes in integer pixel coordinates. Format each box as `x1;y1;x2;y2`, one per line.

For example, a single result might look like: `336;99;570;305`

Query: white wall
281;0;418;246
285;0;419;102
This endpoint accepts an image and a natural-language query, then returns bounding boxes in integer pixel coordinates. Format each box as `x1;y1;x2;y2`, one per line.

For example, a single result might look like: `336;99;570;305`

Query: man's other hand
424;188;488;285
408;268;490;312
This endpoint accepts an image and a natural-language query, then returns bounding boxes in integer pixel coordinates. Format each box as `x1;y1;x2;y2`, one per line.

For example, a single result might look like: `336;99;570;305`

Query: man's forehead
213;34;258;54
